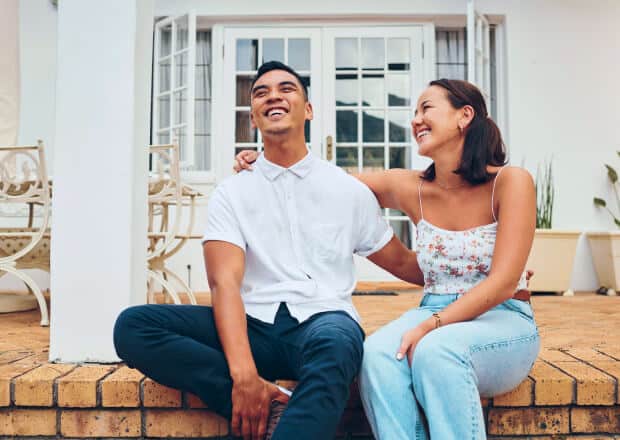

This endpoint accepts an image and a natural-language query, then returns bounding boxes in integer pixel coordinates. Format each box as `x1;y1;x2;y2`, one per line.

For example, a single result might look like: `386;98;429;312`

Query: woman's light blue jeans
359;294;540;440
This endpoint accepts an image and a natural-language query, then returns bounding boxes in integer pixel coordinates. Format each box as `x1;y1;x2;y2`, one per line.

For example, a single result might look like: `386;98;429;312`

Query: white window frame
152;12;197;172
491;21;509;143
467;0;491;105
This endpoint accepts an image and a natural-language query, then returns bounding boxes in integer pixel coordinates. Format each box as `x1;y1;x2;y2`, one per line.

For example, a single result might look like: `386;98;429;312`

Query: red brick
530;361;574;405
142;378;182;407
493;377;534;407
145;409;227;437
571;406;620;433
101;366;144;407
552;361;616;405
0;357;39;406
0;408;57;436
13;364;74;406
185;392;208;408
60;409;141;438
57;365;115;407
487;407;569;435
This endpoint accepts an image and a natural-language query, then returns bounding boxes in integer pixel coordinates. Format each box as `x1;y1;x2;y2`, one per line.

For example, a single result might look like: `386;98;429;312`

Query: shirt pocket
309;224;345;262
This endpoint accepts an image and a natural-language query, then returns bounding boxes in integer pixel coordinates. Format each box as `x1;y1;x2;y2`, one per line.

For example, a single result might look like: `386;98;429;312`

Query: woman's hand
396;320;434;366
233;150;260;173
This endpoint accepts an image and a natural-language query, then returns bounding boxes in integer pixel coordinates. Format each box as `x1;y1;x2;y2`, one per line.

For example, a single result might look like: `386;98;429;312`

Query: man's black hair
250;61;309;101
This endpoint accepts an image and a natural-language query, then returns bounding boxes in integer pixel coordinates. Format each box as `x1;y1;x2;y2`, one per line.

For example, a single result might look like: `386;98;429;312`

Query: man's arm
204;241;279;440
367;236;424;286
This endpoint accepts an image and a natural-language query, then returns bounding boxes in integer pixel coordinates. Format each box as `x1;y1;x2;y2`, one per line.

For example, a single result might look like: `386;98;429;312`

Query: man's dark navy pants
113;302;364;440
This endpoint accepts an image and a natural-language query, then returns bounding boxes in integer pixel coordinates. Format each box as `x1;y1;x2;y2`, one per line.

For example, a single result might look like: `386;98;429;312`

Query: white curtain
0;0;20;146
194;31;211;171
435;29;467;81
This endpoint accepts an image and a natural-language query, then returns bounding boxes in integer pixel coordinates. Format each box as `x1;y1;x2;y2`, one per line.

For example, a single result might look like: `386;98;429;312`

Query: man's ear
305;101;314;121
250;110;257;129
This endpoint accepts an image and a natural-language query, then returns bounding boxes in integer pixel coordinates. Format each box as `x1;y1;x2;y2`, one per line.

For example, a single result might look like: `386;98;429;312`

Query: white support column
49;0;153;363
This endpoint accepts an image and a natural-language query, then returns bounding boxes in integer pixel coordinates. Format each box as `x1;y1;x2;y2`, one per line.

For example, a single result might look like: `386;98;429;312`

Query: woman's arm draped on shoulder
233;150;260;172
353;169;415;210
433;167;536;327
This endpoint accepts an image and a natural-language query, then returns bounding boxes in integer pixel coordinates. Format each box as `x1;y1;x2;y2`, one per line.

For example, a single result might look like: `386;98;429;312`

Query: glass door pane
153;13;196;168
326;27;425;250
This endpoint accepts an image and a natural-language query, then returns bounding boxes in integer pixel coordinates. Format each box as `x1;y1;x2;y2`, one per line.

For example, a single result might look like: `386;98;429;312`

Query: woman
234;79;539;439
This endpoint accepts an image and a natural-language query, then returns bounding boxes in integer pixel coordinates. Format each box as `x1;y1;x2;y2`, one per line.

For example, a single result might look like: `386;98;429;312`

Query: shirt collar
256;150;314;181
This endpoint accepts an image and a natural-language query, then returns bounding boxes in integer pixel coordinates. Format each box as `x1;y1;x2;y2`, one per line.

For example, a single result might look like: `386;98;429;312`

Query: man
114;61;421;440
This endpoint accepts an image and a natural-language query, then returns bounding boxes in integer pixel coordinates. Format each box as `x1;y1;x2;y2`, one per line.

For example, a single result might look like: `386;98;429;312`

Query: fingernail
396;353;403;361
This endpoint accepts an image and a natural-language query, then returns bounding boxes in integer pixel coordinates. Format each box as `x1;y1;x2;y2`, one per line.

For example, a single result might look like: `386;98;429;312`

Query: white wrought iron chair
0;141;51;326
147;143;201;305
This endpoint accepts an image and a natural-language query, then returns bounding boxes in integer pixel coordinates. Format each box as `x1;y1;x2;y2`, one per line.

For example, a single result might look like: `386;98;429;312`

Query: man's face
250;69;313;138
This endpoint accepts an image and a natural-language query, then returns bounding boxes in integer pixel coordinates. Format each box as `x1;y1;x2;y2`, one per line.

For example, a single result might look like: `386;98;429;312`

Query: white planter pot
586;231;620;296
526;229;581;295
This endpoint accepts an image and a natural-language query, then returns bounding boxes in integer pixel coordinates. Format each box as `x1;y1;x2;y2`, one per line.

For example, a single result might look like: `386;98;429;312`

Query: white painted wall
18;0;57;166
491;0;620;289
10;0;620;296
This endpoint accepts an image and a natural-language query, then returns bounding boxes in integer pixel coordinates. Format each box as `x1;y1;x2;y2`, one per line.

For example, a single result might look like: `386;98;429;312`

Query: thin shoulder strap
491;166;507;222
418;178;425;220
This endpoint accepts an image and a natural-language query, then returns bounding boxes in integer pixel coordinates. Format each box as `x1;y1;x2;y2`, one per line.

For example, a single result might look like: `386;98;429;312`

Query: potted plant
526;159;581;296
588;152;620;296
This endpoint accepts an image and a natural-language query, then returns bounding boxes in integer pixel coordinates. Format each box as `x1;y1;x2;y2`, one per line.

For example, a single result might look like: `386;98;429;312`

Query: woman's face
411;85;463;158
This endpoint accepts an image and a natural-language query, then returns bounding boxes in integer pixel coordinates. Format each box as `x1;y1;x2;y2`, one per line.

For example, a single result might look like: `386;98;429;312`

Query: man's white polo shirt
203;152;393;324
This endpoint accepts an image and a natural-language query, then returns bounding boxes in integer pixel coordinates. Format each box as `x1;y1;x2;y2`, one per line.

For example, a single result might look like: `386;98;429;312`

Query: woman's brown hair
421;79;507;184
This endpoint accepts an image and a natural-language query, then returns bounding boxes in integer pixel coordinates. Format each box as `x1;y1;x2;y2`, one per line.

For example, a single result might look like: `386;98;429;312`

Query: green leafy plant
536;159;554;229
593;151;620;228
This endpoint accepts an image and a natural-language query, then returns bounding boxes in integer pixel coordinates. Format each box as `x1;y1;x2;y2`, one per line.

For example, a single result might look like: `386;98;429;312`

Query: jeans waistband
420;293;535;320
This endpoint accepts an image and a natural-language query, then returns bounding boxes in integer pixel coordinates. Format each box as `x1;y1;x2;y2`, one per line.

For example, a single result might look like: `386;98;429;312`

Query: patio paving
1;288;619;438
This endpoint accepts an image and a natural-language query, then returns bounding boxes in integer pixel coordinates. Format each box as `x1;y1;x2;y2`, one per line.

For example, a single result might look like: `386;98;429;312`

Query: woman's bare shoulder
493;166;535;198
495;166;534;184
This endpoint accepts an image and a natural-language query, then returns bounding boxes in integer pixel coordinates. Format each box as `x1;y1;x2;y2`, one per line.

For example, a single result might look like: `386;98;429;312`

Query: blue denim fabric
113;302;363;440
359;294;540;440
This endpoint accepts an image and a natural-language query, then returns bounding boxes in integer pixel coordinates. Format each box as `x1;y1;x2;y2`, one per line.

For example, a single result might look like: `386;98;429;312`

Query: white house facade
2;0;619;361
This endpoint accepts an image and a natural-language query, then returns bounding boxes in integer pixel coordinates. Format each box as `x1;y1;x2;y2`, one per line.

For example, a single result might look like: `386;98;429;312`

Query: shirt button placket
285;173;303;269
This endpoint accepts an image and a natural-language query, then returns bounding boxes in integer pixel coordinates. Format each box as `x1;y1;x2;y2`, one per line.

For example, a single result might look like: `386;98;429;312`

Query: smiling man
113;61;421;440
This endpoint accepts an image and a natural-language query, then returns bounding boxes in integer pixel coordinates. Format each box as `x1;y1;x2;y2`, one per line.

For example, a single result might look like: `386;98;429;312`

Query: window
194;31;212;171
152;14;214;174
435;27;497;118
435;29;467;80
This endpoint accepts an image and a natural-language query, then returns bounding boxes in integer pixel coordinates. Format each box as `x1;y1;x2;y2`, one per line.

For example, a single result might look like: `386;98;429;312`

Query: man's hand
231;374;286;440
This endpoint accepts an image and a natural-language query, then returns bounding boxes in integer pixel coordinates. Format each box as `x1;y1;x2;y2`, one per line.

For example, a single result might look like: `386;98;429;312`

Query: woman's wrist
420;317;437;333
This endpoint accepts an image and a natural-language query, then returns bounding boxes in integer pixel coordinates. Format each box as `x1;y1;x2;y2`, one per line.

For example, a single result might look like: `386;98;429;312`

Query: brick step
1;348;620;438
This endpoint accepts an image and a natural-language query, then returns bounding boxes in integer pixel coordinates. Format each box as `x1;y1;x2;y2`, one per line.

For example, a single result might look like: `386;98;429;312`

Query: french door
322;26;426;280
222;25;429;280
